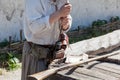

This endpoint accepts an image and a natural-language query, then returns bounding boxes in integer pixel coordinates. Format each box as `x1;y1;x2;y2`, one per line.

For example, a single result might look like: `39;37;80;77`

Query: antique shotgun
29;50;120;80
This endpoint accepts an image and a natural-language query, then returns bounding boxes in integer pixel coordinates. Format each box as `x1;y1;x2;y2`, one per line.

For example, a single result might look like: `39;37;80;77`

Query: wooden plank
109;54;120;60
85;61;120;70
91;66;120;79
74;68;119;80
49;74;79;80
57;67;119;80
58;68;102;80
62;72;96;80
96;62;120;70
85;61;120;79
94;64;120;74
55;60;120;80
84;61;101;69
71;71;102;80
29;51;120;80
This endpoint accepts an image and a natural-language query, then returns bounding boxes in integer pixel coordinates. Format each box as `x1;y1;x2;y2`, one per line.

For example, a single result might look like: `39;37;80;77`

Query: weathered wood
94;65;120;74
66;30;120;56
91;67;120;79
20;29;23;43
86;61;120;71
98;58;120;64
98;62;120;70
85;59;120;79
29;50;119;80
57;67;119;80
110;53;120;59
8;36;12;52
0;42;23;53
50;74;79;80
75;68;119;80
58;68;102;80
55;61;120;80
86;61;120;79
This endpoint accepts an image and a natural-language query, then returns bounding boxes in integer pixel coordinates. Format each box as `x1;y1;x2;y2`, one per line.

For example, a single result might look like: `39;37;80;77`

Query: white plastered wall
0;0;120;41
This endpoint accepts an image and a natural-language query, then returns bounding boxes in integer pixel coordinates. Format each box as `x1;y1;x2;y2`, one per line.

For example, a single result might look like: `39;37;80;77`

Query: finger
62;24;69;30
65;4;72;8
65;2;70;5
61;21;67;26
61;21;69;26
60;17;67;21
62;18;69;22
65;3;71;6
65;16;72;20
65;8;71;12
62;20;69;24
61;19;69;23
65;6;71;10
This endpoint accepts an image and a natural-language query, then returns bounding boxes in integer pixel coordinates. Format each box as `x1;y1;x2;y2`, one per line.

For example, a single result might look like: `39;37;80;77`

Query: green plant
110;16;119;22
68;17;119;43
0;39;9;48
0;52;20;70
69;37;81;44
0;53;8;67
7;52;20;70
92;19;107;27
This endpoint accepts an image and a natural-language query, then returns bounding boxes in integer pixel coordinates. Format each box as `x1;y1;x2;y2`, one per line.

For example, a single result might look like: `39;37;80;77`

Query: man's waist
28;42;55;48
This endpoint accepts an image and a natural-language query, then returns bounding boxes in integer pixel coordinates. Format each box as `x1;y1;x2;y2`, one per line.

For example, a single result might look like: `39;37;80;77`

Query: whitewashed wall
0;0;120;41
0;0;24;42
70;0;120;29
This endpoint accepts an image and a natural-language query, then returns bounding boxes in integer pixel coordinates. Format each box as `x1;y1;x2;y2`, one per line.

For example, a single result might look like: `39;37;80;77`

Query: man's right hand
58;3;72;17
49;3;72;25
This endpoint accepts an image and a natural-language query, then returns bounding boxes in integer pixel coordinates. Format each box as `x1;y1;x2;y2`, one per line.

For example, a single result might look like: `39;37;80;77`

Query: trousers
21;42;49;80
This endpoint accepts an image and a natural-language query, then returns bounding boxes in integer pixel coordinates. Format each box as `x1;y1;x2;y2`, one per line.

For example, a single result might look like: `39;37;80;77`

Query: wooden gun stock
29;68;58;80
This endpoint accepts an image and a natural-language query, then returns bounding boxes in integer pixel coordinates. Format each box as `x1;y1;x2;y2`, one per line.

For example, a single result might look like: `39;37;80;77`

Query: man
21;0;72;80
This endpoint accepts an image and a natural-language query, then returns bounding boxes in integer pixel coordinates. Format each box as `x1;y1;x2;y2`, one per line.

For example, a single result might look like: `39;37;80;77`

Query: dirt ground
0;68;21;80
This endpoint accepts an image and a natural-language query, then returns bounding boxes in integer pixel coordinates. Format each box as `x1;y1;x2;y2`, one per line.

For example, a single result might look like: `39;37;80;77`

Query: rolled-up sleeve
25;0;50;34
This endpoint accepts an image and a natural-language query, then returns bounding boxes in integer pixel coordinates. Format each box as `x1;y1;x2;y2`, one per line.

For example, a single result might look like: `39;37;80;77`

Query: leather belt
28;42;54;48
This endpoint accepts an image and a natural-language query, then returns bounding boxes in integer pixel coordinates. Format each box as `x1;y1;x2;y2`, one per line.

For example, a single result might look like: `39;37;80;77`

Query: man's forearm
49;11;61;25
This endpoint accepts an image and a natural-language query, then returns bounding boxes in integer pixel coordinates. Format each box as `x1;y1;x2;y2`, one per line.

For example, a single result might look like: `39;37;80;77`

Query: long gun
29;50;120;80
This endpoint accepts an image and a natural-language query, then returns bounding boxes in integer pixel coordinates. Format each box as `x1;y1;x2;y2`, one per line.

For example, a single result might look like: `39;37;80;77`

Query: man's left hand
61;16;71;30
55;49;65;59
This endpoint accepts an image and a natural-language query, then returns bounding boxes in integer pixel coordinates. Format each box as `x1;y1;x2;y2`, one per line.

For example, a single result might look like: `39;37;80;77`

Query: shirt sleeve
25;0;50;34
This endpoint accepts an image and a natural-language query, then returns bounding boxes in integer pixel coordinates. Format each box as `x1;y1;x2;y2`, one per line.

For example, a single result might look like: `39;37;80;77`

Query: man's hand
49;3;72;25
55;49;65;59
61;16;71;30
58;3;72;17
